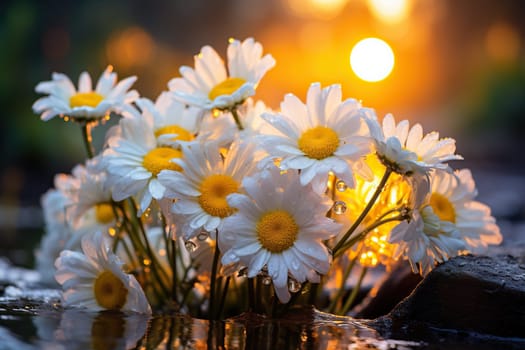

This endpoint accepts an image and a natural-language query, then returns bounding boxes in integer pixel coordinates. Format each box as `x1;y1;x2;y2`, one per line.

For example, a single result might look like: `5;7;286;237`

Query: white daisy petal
55;232;151;313
33;66;138;122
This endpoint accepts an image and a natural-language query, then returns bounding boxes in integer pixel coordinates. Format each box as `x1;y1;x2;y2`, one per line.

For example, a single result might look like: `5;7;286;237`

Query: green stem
247;278;256;312
332;167;392;255
327;255;358;313
170;239;178;302
334;215;406;258
339;266;368;315
217;276;231;319
230;108;244;131
209;235;221;321
81;121;95;158
130;199;171;281
161;214;179;303
126;199;170;298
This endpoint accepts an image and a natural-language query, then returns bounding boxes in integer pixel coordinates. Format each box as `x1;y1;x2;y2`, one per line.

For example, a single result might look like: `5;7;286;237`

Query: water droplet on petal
336;180;347;192
288;278;301;293
184;240;197;253
333;201;347;215
262;276;272;286
197;230;208;241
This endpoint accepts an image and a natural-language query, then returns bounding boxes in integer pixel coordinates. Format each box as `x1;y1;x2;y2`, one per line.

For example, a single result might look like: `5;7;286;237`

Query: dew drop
333;201;347;214
197;230;209;241
184;240;197;253
336;180;347;192
262;276;272;286
288;278;301;293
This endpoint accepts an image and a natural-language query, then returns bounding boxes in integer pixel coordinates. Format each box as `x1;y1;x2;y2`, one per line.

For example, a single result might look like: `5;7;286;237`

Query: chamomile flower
219;168;341;303
365;113;463;176
168;38;275;111
59;157;115;230
260;83;371;194
427;169;502;252
387;169;499;275
157;140;259;239
389;204;465;275
134;92;203;147
102;116;183;215
33;66;138;121
55;231;151;313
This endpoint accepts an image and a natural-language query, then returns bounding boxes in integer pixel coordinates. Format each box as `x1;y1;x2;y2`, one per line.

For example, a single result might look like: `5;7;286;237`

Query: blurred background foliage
1;0;524;266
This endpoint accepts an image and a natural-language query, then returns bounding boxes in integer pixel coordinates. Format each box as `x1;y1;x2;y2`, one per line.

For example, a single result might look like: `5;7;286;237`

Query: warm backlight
350;38;395;82
367;0;411;24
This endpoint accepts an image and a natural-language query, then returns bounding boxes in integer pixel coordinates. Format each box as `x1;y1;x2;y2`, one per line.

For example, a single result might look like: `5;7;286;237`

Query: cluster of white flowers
33;37;502;316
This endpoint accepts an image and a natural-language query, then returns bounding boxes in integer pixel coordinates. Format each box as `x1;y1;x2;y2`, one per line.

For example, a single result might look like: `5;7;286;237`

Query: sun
350;38;395;82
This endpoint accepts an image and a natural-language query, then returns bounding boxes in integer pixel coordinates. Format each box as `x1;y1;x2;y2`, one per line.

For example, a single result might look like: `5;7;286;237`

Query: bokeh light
286;0;349;19
350;38;395;82
367;0;412;24
485;22;521;63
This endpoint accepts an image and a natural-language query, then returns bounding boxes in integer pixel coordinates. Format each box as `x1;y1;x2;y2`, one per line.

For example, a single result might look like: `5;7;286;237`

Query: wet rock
380;254;525;338
352;261;423;319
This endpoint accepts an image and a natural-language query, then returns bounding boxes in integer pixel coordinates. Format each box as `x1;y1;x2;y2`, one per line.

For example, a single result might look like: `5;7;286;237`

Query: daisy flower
259;83;371;194
168;37;275;111
427;168;502;252
365;112;463;176
133;92;203;147
33;66;138;121
388;168;501;275
389;204;465;275
219;167;341;303
102;116;183;214
58;157;115;230
157;140;259;239
54;231;151;313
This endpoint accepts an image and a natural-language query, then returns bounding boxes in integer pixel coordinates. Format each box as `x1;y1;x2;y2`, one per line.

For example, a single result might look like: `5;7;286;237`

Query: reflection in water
0;300;421;349
34;310;149;349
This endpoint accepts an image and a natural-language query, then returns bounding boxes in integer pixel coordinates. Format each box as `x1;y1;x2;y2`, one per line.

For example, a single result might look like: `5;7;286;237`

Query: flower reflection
42;310;149;350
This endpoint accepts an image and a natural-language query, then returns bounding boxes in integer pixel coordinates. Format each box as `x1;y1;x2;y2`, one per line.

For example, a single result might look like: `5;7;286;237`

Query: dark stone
352;261;423;319
379;254;525;338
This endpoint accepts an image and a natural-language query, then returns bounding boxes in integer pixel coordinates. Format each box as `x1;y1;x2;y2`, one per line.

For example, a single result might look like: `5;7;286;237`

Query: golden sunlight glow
367;0;412;24
485;22;521;63
286;0;349;19
106;27;154;69
350;38;395;82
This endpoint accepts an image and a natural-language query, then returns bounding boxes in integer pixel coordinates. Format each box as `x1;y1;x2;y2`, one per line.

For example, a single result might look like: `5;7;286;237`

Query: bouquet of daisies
32;37;502;319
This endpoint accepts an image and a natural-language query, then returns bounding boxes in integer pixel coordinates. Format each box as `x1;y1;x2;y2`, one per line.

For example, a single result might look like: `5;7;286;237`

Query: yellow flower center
198;174;239;217
69;92;104;108
298;126;340;160
256;210;299;253
208;77;246;100
93;270;128;310
142;147;183;176
429;192;456;223
95;203;114;224
155;125;194;142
